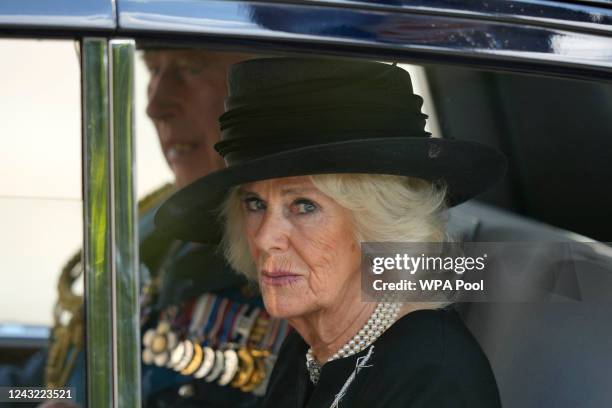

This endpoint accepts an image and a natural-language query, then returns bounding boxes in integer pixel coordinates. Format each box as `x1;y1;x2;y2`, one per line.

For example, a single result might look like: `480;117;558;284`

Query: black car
0;0;611;407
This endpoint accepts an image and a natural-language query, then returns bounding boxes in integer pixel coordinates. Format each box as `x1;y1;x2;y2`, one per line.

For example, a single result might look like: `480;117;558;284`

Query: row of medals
142;320;273;393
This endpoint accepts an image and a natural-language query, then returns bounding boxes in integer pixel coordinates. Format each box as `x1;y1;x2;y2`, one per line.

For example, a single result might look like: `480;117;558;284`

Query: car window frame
1;0;612;407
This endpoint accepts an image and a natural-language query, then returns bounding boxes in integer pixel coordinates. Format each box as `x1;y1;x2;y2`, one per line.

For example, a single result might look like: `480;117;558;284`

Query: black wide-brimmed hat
155;58;506;243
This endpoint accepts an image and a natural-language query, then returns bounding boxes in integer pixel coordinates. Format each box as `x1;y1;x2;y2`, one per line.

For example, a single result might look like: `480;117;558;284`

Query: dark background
428;67;612;242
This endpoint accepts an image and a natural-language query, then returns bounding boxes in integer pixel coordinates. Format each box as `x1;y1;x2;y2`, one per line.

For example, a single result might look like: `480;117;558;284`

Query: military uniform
46;185;287;406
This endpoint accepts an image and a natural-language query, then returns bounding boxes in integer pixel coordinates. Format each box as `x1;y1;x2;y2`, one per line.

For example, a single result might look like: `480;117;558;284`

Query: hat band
215;132;430;165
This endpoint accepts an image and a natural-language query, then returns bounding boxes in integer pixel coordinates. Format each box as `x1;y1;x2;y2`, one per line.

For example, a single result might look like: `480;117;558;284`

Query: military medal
143;329;156;349
218;348;239;386
181;341;203;376
155;351;170;367
142;292;290;397
208;298;230;343
232;305;258;341
169;340;186;368
151;332;168;353
229;307;276;392
198;295;218;338
231;347;255;388
205;350;225;382
174;340;195;371
239;349;269;392
253;354;278;396
142;320;178;367
188;294;210;334
142;348;155;365
142;328;157;364
193;346;215;379
247;311;270;347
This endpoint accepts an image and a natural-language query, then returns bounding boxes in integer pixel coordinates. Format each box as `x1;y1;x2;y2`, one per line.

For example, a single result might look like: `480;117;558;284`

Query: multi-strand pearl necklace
305;302;401;384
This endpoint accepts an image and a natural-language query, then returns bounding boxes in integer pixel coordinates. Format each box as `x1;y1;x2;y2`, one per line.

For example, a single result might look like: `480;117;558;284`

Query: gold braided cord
46;254;83;388
138;183;174;214
55;252;82;317
45;183;175;388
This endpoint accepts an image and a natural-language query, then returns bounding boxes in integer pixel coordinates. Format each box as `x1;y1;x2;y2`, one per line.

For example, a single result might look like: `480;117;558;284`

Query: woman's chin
262;291;308;319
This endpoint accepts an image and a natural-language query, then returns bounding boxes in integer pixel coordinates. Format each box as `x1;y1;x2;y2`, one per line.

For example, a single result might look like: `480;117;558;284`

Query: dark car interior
430;66;612;241
1;35;611;408
437;67;612;407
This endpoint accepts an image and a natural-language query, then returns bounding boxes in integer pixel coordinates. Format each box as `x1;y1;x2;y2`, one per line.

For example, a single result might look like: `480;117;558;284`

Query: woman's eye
293;199;317;214
243;197;265;212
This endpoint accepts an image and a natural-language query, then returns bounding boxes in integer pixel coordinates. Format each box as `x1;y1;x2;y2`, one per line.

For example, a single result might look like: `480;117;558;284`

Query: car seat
447;201;612;408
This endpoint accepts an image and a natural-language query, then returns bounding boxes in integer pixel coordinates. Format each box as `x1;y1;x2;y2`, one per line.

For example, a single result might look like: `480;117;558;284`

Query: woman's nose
253;210;290;254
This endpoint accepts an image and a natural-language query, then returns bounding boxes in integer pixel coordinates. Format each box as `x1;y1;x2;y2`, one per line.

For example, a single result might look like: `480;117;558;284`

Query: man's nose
253;210;291;254
146;69;182;120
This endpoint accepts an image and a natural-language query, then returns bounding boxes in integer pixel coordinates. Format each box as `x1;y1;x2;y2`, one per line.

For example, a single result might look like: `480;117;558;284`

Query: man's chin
168;155;225;188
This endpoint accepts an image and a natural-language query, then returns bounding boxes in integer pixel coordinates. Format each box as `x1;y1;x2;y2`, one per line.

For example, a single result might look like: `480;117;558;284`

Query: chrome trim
0;0;115;30
118;0;612;77
111;0;118;26
109;38;141;408
281;0;612;35
82;37;113;408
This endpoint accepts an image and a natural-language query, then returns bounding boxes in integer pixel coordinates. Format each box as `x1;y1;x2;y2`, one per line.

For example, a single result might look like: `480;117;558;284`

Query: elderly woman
156;58;504;407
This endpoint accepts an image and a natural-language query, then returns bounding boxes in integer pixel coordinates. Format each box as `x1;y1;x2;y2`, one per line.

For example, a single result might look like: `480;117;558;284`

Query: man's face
144;49;245;188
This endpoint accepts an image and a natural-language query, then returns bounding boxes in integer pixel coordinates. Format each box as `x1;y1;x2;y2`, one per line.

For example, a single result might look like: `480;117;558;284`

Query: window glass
135;50;173;198
129;47;611;408
0;39;83;398
0;39;82;326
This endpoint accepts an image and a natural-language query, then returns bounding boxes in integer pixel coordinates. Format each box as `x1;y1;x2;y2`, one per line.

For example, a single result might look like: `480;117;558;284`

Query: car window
135;50;173;197
0;39;82;325
0;11;610;405
0;38;83;379
135;42;612;402
427;65;612;241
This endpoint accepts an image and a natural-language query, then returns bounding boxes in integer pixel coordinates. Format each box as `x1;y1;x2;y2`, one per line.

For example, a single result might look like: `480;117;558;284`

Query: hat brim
155;137;506;243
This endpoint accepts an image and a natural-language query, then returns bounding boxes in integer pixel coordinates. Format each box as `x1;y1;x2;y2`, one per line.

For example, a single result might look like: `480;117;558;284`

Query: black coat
263;307;501;407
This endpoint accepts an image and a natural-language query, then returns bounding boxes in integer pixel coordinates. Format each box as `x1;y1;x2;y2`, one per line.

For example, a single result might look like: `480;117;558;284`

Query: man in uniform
135;47;288;407
38;47;286;407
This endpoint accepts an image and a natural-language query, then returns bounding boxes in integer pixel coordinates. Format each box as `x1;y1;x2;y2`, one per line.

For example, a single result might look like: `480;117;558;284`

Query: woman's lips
261;271;302;286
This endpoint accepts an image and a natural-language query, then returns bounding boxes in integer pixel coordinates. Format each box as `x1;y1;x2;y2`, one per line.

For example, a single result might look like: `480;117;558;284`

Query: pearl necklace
305;302;400;384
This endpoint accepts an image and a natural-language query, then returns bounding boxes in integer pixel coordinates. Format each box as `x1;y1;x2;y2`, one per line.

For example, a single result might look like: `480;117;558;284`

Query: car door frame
1;0;611;407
